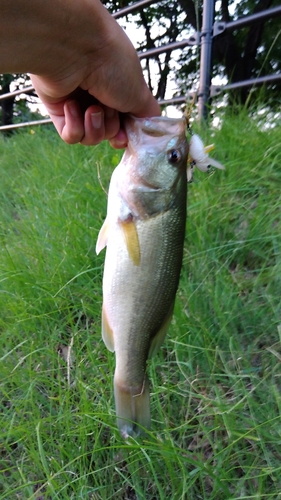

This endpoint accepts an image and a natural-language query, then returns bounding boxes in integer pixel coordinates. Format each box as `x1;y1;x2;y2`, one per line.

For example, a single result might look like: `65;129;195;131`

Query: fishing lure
184;96;225;181
187;133;225;181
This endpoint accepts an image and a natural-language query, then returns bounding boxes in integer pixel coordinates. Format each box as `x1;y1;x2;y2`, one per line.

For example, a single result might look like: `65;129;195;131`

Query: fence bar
0;85;34;101
0;2;280;129
0;118;52;131
213;5;281;36
211;73;281;96
198;0;215;121
112;0;158;18
138;35;199;59
158;95;195;106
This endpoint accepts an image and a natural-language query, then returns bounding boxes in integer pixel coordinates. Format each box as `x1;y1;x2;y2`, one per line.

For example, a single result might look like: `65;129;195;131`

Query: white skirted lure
187;133;225;182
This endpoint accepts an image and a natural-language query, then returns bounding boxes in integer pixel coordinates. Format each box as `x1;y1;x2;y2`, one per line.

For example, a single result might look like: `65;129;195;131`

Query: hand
30;3;160;148
31;66;160;149
1;0;160;148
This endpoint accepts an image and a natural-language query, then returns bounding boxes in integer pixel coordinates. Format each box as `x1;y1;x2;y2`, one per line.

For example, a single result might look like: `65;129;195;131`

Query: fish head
118;116;189;217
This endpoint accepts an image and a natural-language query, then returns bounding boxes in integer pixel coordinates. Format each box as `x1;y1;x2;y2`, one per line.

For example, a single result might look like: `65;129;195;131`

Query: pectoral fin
120;219;140;266
96;219;110;255
148;302;174;359
102;305;115;352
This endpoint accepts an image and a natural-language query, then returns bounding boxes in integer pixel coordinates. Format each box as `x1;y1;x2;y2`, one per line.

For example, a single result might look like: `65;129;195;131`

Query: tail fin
114;374;150;438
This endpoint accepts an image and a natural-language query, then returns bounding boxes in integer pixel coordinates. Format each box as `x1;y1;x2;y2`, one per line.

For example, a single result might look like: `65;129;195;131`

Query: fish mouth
141;126;167;137
125;115;187;142
139;178;160;191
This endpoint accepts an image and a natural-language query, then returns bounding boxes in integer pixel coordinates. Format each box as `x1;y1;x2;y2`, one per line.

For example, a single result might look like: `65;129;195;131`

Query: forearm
0;0;112;76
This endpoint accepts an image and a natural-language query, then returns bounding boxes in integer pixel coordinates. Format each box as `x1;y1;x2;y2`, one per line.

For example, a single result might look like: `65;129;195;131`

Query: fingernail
110;129;127;149
110;138;127;149
67;100;79;117
91;112;102;129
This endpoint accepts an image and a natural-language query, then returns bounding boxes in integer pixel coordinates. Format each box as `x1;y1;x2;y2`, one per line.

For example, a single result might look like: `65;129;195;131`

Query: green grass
0;111;280;499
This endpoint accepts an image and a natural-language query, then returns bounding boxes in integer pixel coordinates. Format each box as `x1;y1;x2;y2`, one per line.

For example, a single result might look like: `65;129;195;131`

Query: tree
104;0;281;107
212;0;281;105
0;74;40;132
1;0;280;126
0;74;16;129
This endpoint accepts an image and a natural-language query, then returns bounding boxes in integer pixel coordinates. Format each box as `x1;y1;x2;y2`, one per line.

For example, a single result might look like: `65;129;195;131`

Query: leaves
103;0;281;106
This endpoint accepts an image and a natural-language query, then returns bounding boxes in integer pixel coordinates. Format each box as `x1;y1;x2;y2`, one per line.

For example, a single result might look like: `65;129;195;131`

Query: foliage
104;0;281;105
0;111;281;498
1;0;280;126
0;74;42;129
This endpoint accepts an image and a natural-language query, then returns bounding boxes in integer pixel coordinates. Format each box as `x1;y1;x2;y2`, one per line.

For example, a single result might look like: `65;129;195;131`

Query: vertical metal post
198;0;215;121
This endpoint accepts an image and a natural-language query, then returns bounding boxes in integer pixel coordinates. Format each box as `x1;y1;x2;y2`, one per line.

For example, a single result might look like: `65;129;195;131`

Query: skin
0;0;160;147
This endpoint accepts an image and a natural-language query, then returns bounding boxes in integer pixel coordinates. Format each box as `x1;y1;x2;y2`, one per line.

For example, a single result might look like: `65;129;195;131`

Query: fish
96;115;189;438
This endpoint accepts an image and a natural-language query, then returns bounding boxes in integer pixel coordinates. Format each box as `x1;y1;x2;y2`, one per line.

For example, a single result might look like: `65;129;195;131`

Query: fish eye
167;149;181;164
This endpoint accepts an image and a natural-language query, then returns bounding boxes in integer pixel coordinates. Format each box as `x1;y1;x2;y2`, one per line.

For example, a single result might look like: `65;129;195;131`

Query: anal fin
102;305;115;352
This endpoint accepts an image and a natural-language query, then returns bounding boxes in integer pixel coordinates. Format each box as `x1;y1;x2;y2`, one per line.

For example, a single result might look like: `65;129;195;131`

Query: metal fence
0;0;281;131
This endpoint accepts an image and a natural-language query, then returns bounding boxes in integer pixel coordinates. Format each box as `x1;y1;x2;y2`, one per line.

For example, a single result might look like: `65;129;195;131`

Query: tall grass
0;112;280;499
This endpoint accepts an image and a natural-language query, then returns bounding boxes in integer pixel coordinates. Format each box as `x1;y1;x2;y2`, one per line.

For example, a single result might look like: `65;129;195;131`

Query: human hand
30;2;160;148
31;73;159;149
1;0;160;148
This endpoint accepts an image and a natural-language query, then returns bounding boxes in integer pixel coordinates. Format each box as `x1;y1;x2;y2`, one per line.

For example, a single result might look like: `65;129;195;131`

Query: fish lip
127;114;186;125
139;179;160;191
123;115;188;158
125;114;187;138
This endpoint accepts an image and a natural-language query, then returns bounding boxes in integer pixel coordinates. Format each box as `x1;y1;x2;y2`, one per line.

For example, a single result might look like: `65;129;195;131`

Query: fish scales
96;115;189;438
104;209;186;377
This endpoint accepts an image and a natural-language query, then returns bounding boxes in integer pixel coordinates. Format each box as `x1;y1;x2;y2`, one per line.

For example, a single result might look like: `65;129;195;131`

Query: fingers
81;105;126;146
32;79;160;148
109;128;127;149
61;100;84;143
48;100;126;146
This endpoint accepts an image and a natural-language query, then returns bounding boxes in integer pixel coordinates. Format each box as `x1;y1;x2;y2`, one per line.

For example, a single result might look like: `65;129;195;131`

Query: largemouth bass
96;115;189;438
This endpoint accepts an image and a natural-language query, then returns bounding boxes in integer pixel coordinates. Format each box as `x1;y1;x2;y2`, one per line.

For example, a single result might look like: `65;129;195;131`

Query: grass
0;110;280;499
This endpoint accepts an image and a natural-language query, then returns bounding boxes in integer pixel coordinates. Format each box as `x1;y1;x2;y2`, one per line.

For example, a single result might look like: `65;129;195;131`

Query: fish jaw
125;115;187;155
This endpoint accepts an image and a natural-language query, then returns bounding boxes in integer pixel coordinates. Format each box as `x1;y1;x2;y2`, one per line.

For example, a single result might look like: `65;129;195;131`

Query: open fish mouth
125;114;187;132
